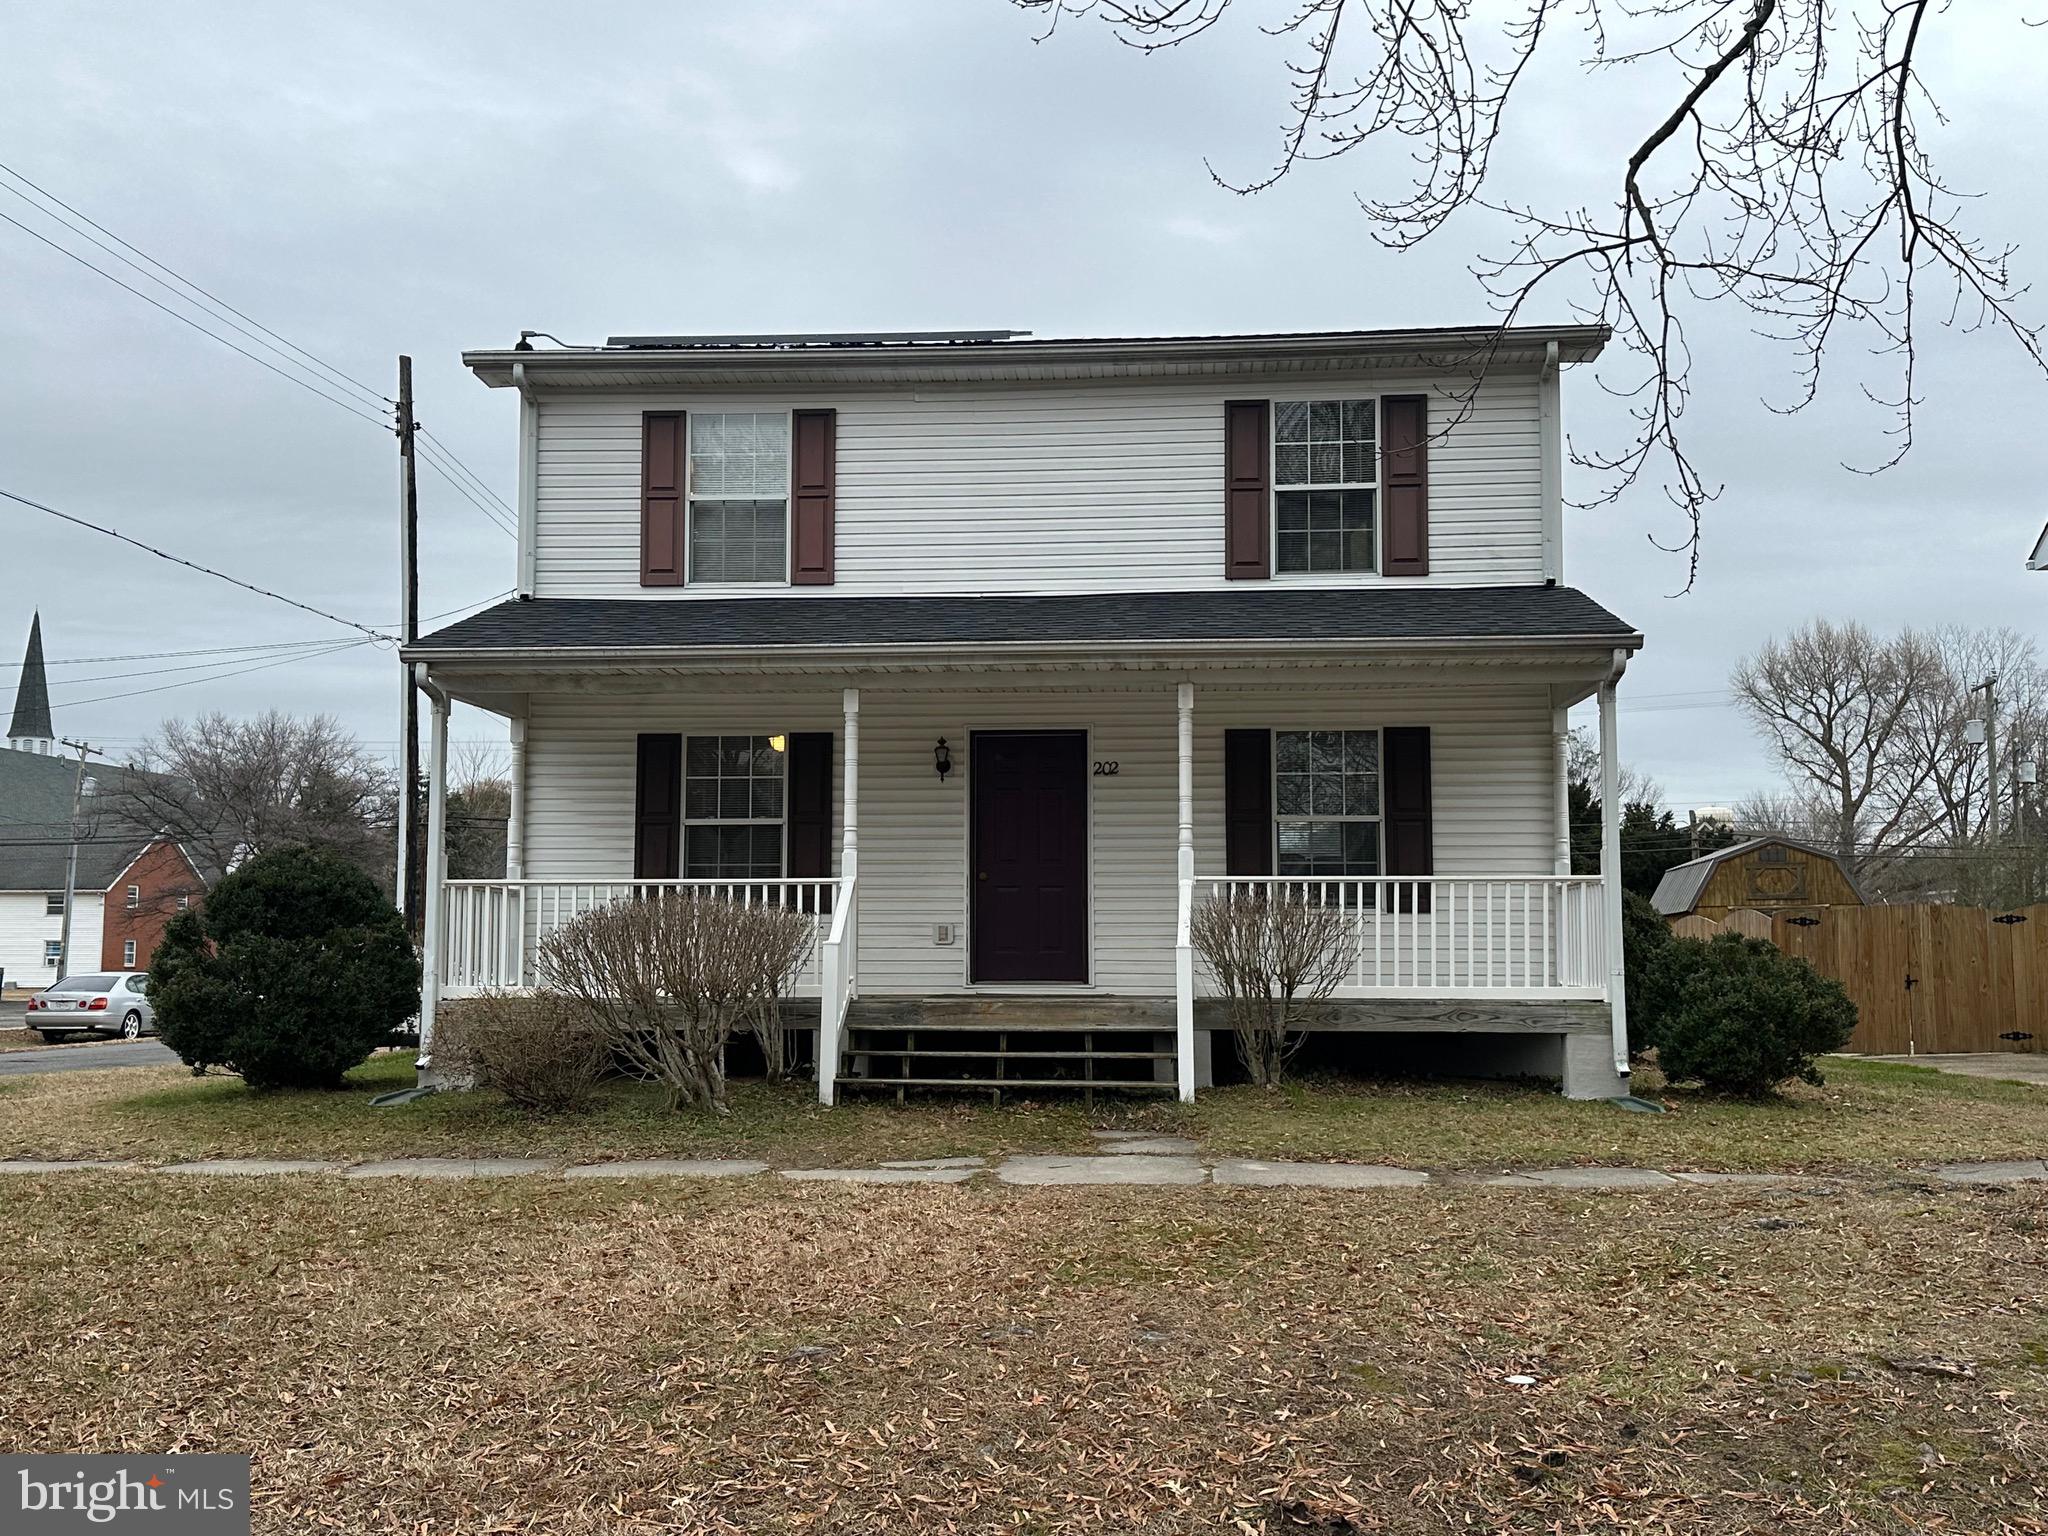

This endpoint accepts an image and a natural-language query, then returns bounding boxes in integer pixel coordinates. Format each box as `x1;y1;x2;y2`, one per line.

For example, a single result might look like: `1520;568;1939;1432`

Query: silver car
27;972;156;1041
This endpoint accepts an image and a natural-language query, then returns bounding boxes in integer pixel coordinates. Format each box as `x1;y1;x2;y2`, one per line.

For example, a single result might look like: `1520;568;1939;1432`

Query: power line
413;442;515;538
45;646;372;692
0;208;392;431
56;639;374;709
419;426;517;521
0;169;391;412
1;637;346;671
0;485;395;641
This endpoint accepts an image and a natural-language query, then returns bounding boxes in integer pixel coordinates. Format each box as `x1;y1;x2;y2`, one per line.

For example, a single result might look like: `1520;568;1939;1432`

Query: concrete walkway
1864;1052;2048;1086
0;1130;2041;1190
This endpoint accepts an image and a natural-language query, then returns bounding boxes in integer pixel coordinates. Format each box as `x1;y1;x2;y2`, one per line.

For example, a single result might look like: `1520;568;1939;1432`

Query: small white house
403;326;1642;1101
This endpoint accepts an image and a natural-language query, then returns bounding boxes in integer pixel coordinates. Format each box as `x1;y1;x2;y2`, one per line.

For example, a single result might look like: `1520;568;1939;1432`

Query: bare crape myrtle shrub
537;893;816;1113
1189;889;1354;1088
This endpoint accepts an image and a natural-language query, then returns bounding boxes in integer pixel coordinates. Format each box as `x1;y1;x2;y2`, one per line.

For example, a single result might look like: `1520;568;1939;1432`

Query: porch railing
439;879;838;995
1190;876;1608;997
816;874;859;1105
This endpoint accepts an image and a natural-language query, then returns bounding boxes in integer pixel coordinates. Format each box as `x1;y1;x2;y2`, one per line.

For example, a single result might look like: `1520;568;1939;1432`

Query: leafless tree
1732;619;1941;867
1189;889;1354;1087
1017;0;2044;581
109;712;395;883
1731;621;2048;902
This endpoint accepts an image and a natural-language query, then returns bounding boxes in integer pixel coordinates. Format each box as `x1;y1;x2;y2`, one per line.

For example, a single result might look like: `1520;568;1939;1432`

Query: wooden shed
1650;836;1865;925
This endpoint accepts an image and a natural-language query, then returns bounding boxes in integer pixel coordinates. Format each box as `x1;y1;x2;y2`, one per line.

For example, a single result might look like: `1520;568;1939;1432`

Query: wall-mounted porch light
768;735;787;753
934;738;953;782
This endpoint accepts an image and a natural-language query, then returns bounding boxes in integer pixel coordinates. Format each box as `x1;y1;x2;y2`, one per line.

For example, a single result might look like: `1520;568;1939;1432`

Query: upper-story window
1274;399;1377;575
689;412;790;584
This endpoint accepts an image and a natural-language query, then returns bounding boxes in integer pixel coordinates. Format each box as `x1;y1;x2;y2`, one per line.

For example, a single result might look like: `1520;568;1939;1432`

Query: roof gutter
463;324;1612;384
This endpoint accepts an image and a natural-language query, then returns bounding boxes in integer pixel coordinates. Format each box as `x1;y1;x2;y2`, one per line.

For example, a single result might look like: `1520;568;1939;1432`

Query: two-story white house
403;326;1642;1103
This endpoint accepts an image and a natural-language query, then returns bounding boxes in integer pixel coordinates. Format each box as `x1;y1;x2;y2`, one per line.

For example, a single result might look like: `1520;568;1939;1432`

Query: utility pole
56;737;97;982
1971;676;2001;846
396;356;422;935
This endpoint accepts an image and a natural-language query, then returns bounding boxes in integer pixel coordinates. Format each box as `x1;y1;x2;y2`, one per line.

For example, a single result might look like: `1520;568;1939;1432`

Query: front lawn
4;1173;2045;1533
2;1051;2044;1172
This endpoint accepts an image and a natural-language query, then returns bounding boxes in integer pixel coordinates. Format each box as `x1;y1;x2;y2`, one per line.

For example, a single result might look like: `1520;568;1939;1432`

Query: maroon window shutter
641;412;687;587
785;733;834;878
1380;394;1429;576
1223;399;1270;580
1382;726;1433;911
790;409;836;585
633;734;682;879
1223;729;1273;875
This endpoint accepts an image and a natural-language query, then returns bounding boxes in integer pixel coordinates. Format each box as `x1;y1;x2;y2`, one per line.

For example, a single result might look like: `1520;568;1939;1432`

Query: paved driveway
0;1039;179;1076
1865;1052;2048;1085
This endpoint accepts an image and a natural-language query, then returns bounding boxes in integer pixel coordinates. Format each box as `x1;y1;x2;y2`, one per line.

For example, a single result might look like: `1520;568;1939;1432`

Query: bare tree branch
1018;0;2046;584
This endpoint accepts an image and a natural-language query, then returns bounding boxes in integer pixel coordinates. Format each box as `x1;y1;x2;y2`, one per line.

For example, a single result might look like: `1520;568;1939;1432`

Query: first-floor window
43;940;61;966
123;940;137;967
683;734;786;878
1274;729;1382;877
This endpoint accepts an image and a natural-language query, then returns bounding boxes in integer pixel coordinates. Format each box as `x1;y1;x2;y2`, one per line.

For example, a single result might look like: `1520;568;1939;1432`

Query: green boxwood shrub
1621;890;1676;1057
150;846;419;1090
1653;932;1857;1095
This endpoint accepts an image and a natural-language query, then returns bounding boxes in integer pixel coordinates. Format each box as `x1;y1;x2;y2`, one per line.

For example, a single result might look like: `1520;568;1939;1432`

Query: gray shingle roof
0;747;168;894
409;586;1640;657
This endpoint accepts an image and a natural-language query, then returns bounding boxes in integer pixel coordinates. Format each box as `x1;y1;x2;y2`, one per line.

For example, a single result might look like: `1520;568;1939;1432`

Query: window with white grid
688;412;789;583
1273;399;1377;575
683;735;787;879
1273;729;1382;877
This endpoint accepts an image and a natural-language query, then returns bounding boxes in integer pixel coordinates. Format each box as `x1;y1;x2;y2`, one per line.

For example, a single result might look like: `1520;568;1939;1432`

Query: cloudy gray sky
1;1;2039;809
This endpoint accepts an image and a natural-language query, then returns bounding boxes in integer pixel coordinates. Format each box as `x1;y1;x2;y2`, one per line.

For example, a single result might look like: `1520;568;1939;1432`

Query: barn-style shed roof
1650;836;1867;917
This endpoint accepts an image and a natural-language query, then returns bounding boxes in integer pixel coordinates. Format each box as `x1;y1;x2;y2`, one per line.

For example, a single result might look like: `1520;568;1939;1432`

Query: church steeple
7;612;54;754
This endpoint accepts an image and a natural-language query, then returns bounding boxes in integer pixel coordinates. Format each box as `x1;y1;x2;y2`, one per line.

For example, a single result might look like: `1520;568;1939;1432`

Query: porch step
847;996;1176;1032
837;994;1178;1099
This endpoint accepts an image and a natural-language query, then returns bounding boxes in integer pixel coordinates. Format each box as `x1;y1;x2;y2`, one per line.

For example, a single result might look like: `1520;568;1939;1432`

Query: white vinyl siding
528;371;1546;598
0;890;105;984
516;676;1556;995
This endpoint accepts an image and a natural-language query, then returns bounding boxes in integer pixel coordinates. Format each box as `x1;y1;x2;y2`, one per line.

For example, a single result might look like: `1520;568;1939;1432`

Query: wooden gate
1767;904;2048;1055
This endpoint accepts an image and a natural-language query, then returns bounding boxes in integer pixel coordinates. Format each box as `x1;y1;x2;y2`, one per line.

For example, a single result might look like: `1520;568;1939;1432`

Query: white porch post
818;686;859;1107
841;687;860;886
1598;659;1629;1080
1553;706;1573;876
505;715;526;879
417;667;450;1071
1173;681;1197;1101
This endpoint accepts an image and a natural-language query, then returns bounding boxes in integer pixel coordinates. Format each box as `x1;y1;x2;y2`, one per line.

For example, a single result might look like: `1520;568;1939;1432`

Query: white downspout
1539;339;1563;585
415;665;451;1074
1597;649;1629;1080
513;362;539;598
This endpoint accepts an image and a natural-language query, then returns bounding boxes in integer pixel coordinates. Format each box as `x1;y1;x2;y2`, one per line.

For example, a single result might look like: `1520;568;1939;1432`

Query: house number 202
1092;760;1120;777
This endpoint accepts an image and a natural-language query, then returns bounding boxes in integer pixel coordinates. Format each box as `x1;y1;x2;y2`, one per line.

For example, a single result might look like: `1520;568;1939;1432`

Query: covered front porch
407;619;1639;1104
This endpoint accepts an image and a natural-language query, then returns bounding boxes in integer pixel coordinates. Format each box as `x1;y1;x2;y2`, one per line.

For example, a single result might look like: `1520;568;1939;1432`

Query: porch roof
404;587;1640;664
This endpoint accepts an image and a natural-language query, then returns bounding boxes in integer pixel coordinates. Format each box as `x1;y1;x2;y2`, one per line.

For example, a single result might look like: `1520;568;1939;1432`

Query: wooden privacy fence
1672;904;2048;1055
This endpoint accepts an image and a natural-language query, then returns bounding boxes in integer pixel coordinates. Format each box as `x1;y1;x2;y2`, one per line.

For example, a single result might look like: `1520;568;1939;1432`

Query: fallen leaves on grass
5;1177;2048;1532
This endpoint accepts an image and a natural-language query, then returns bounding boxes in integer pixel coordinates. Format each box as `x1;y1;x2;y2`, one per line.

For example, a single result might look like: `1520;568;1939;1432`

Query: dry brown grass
4;1174;2047;1532
4;1051;2048;1175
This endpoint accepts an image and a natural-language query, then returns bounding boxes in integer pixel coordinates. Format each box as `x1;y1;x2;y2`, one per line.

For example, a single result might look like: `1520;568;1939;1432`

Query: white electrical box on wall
933;923;955;946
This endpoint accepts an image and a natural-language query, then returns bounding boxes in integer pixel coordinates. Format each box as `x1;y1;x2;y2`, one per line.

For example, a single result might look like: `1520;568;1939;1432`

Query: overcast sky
1;1;2040;809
